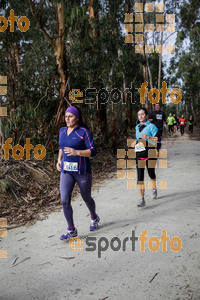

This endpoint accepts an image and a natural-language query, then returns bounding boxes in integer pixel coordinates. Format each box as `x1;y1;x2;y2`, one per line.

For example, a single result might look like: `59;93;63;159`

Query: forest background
0;0;199;226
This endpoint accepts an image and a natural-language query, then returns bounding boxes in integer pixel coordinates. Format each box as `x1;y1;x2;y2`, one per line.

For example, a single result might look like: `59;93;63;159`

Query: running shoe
90;215;100;231
60;228;78;240
152;189;157;199
137;198;146;207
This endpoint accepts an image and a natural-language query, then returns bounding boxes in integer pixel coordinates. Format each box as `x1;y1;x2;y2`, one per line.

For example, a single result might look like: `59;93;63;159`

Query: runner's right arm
57;149;63;171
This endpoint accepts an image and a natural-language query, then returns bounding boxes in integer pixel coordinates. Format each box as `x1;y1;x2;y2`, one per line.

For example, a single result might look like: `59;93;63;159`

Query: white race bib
156;114;163;120
64;162;78;172
135;142;146;152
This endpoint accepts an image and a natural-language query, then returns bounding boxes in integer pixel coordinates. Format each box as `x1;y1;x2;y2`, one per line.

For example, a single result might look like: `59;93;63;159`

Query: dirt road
1;133;200;300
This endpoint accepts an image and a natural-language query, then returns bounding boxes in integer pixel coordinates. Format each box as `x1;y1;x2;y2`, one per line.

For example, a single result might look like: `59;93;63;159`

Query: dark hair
138;107;148;116
72;105;89;129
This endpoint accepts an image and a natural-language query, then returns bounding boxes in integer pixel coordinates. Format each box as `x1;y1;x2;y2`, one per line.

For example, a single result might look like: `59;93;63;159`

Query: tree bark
158;0;165;92
125;0;133;127
30;0;68;130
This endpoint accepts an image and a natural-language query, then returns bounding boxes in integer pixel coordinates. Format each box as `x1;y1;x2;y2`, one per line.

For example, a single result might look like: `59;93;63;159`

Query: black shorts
136;154;157;182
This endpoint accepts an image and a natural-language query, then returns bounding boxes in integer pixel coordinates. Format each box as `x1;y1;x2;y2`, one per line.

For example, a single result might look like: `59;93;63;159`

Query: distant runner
187;116;195;134
179;115;186;136
167;113;175;136
148;103;166;156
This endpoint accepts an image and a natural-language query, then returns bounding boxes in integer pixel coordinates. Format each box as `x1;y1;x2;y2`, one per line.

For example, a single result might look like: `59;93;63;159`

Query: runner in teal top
131;108;158;207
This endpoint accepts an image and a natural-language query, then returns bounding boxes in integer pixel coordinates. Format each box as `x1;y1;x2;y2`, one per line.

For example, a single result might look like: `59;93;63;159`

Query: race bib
64;162;78;172
181;121;184;125
156;114;163;120
135;142;146;152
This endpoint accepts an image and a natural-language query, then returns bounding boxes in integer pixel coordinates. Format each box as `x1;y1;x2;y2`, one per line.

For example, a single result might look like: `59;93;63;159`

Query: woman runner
131;108;158;207
57;106;100;240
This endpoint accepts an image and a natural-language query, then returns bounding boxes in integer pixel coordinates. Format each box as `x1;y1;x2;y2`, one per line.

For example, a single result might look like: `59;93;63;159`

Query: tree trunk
147;60;153;112
88;0;108;145
141;0;149;110
55;2;67;128
30;0;68;131
125;0;133;127
88;0;94;22
158;0;165;92
0;97;6;146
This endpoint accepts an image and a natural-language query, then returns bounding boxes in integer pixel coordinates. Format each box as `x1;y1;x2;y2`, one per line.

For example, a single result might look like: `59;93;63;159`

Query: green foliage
168;0;200;117
0;179;13;193
1;0;198;152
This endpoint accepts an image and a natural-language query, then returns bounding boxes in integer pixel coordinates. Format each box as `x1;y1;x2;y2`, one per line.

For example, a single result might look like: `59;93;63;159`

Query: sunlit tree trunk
30;1;68;130
125;0;133;128
88;0;107;144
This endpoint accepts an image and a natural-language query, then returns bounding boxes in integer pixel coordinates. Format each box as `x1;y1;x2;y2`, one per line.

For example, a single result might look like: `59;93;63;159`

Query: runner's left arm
141;124;158;141
82;129;97;157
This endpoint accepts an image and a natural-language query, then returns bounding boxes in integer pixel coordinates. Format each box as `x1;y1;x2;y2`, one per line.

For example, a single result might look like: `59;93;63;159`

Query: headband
65;106;80;120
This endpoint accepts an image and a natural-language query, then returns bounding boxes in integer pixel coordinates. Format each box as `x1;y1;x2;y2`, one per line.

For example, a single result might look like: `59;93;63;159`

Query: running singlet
167;116;175;125
179;118;186;126
148;110;166;130
59;126;96;174
135;121;158;157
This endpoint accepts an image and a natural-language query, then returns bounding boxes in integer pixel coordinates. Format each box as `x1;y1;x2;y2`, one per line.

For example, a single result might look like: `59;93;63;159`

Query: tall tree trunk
0;97;6;146
30;1;68;131
125;0;133;128
109;63;116;149
55;2;67;128
158;0;165;92
9;40;18;144
88;0;107;145
141;0;150;110
88;0;94;23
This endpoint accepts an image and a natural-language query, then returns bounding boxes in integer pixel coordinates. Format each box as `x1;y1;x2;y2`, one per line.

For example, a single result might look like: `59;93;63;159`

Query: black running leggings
136;157;156;182
189;125;193;133
168;125;173;133
180;125;185;135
